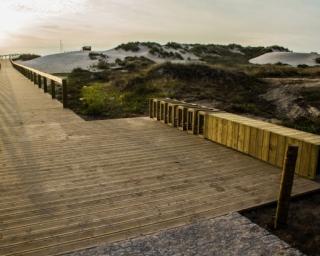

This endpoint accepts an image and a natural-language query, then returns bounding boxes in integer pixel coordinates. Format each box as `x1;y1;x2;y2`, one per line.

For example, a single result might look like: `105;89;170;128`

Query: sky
0;0;319;55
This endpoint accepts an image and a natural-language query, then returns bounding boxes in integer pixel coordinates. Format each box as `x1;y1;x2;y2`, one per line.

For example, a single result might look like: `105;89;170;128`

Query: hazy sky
0;0;319;55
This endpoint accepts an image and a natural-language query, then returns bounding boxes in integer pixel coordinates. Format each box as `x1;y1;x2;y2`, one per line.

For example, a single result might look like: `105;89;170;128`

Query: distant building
82;46;92;51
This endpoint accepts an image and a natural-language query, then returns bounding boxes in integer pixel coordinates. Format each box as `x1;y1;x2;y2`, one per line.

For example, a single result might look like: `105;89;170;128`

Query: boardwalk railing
149;98;320;179
10;60;68;108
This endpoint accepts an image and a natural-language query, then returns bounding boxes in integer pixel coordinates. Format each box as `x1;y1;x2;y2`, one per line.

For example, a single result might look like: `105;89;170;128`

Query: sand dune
18;45;199;74
250;52;320;67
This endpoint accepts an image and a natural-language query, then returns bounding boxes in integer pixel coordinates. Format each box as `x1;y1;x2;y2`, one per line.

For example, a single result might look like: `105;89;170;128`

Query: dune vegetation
13;54;40;61
49;42;320;134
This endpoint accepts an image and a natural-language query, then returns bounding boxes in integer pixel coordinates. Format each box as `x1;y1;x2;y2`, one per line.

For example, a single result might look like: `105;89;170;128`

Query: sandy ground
250;52;320;67
243;191;320;256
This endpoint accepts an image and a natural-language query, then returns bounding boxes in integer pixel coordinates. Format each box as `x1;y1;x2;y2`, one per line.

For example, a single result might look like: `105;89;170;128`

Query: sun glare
0;0;86;47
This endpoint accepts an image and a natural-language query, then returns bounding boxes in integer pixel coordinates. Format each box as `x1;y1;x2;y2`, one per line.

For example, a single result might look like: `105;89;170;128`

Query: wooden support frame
159;101;168;123
197;111;207;138
150;99;161;121
177;106;185;131
187;107;218;135
147;98;320;179
187;108;199;134
167;102;181;127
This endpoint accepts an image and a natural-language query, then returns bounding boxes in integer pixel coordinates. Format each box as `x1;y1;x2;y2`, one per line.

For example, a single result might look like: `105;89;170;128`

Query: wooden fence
10;60;68;108
149;98;320;179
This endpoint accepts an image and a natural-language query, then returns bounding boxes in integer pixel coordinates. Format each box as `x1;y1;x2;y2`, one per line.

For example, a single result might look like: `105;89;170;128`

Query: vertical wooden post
62;79;68;108
38;75;42;88
51;80;56;99
31;72;34;82
43;77;48;93
149;99;153;118
274;145;298;229
33;73;37;85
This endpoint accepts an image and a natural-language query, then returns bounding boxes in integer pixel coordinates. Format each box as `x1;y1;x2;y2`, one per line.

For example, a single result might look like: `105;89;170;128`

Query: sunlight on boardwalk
0;60;319;256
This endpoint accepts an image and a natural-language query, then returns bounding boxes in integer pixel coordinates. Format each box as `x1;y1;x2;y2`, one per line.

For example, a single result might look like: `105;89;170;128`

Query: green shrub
116;42;140;52
283;117;320;135
89;52;106;60
141;42;161;48
81;85;108;115
81;84;122;116
115;58;124;66
297;64;309;68
13;54;40;61
149;47;183;60
315;57;320;64
165;42;183;49
97;59;110;69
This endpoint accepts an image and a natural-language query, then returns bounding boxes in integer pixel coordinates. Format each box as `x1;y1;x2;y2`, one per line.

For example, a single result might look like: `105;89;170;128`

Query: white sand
250;52;320;67
18;44;199;74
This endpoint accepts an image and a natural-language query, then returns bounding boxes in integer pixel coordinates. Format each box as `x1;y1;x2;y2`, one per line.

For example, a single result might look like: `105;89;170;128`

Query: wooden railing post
37;75;42;89
33;73;37;85
274;145;298;229
10;60;69;109
43;77;48;93
62;79;68;108
51;80;56;99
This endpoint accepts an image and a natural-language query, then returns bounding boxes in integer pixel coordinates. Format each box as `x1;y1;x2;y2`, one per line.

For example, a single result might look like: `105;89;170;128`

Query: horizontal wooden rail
149;98;320;179
10;60;68;108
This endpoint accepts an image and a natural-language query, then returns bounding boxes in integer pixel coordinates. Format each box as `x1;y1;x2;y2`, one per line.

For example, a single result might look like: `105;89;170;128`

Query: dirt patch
241;190;320;256
262;78;320;120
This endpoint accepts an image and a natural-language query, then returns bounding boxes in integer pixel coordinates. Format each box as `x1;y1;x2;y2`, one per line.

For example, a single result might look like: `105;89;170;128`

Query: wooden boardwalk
0;60;319;256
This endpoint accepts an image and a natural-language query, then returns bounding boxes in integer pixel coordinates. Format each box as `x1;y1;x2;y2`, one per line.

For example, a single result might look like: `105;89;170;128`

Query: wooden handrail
10;60;64;84
10;59;68;108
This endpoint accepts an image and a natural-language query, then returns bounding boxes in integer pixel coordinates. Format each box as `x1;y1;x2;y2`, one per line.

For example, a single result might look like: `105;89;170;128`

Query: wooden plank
226;120;233;148
309;145;320;178
207;115;213;140
299;142;312;178
268;133;278;165
237;123;245;152
243;125;251;154
248;127;257;157
256;128;264;159
276;135;287;168
212;116;218;142
261;130;270;162
216;117;223;144
204;114;210;138
221;118;228;145
232;122;239;150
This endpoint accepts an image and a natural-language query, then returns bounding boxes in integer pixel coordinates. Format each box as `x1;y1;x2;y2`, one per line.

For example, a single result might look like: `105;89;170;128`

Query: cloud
1;0;319;54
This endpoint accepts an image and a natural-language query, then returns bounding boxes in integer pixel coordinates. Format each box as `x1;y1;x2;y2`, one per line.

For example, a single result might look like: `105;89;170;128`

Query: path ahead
0;60;319;256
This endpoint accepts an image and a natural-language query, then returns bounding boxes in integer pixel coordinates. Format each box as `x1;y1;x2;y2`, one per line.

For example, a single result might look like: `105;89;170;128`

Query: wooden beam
43;77;48;93
274;145;298;229
62;79;68;108
51;80;56;99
